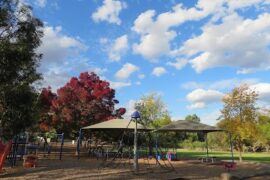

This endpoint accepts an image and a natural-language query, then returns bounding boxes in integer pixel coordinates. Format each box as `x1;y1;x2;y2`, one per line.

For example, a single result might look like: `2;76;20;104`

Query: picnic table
200;156;217;163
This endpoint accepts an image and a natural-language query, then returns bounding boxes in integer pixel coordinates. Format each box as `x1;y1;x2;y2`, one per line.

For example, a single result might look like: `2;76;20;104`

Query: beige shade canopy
157;120;222;133
82;118;150;131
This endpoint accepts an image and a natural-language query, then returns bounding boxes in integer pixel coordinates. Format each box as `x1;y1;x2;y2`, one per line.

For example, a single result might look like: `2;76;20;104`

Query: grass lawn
176;149;270;163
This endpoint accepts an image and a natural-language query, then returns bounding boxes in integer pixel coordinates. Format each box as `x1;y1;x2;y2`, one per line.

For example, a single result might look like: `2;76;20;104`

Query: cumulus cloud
108;35;128;61
181;78;259;90
186;89;224;109
37;26;88;91
180;13;270;73
40;68;70;92
90;67;107;75
131;0;270;67
122;99;136;119
167;58;188;70
35;0;46;8
110;81;131;89
38;26;87;66
131;5;206;61
200;110;221;125
91;0;127;25
152;67;167;77
115;63;139;80
250;83;270;102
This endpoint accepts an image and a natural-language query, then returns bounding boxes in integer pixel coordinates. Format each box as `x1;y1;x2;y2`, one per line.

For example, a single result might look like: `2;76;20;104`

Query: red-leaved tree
38;87;57;132
39;72;126;137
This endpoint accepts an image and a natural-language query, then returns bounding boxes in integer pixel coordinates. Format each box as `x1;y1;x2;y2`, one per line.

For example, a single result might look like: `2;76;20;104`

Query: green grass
175;149;270;163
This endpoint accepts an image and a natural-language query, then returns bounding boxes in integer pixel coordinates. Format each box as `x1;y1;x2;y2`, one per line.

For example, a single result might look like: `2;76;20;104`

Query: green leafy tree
135;93;171;128
185;114;200;122
0;0;43;139
218;85;258;162
152;113;172;129
135;93;172;154
257;114;270;152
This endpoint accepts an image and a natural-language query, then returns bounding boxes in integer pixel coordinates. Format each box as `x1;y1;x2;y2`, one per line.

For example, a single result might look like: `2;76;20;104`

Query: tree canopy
0;0;43;139
38;72;126;138
185;114;200;122
218;85;258;161
135;93;171;128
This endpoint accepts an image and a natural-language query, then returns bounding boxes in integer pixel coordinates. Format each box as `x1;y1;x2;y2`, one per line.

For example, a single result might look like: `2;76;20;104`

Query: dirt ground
1;156;270;180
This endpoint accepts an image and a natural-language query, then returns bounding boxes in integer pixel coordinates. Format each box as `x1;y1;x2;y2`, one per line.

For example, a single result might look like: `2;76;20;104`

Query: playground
1;118;270;179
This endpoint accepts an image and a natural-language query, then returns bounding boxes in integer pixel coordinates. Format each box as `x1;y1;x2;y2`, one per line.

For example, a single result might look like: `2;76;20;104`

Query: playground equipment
77;116;175;176
7;132;64;167
0;141;12;171
23;155;38;168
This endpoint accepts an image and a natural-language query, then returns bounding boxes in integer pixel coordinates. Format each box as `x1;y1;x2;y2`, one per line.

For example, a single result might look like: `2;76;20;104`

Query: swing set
77;117;176;175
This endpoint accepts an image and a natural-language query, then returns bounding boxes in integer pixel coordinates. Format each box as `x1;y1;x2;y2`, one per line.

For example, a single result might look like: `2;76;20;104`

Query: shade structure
82;118;150;131
157;120;222;133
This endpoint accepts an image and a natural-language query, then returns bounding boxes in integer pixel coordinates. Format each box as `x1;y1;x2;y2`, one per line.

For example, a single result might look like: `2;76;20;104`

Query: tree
184;114;204;142
135;93;171;128
0;0;43;139
39;72;126;138
218;85;258;162
38;87;57;132
135;93;172;155
185;114;200;122
257;114;270;152
152;113;172;129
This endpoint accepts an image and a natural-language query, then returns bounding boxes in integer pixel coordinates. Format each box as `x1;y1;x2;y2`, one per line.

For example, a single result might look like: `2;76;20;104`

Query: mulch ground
1;156;270;180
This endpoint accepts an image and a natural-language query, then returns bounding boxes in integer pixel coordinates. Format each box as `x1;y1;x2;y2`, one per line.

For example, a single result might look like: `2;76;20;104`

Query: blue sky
28;0;270;125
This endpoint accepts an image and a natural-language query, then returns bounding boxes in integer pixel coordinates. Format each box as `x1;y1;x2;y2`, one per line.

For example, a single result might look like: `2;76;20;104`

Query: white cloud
200;110;221;125
132;0;270;63
91;0;127;25
115;63;139;80
250;83;270;102
109;35;128;61
209;78;259;90
131;5;206;61
167;58;188;70
38;26;87;65
110;81;131;89
187;102;207;110
91;67;107;75
41;68;70;93
122;99;136;119
180;13;270;73
37;26;88;91
35;0;46;8
152;67;167;77
138;74;145;79
186;89;224;109
181;82;205;90
181;78;259;90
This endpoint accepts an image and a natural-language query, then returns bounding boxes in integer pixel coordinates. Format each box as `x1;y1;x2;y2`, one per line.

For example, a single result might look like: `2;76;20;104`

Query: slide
0;141;12;170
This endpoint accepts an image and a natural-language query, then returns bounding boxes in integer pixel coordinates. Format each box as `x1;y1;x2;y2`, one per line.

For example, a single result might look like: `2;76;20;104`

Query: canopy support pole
205;133;209;158
133;118;138;173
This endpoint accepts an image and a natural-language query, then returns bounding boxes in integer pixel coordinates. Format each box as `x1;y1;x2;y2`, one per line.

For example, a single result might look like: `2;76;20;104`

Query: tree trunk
239;150;242;162
238;143;243;162
266;145;270;152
